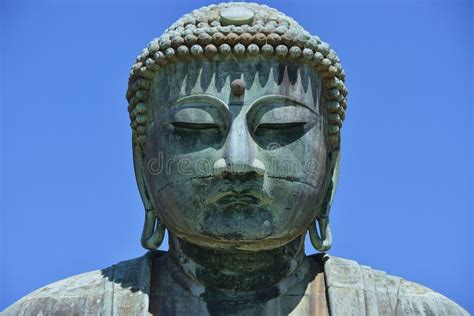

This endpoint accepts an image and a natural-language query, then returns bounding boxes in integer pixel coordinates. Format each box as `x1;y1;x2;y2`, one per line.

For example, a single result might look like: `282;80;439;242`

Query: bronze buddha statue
3;3;468;315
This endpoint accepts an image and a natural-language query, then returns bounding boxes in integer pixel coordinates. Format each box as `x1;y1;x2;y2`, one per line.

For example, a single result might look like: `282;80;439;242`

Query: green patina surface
2;3;469;315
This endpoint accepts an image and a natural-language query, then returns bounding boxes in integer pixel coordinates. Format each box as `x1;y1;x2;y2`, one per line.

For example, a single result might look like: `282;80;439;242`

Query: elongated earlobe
141;207;165;250
308;150;340;252
309;217;332;252
133;133;165;250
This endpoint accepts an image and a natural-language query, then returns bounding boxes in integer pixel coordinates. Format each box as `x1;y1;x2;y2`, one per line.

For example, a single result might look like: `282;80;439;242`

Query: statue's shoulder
2;251;163;316
322;255;469;315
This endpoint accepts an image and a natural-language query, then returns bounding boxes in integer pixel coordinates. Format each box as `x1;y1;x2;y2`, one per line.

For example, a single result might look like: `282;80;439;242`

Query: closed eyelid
171;108;216;123
159;94;230;125
247;95;320;134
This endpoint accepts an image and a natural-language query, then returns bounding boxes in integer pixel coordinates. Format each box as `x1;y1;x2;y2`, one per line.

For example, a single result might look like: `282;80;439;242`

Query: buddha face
142;59;330;251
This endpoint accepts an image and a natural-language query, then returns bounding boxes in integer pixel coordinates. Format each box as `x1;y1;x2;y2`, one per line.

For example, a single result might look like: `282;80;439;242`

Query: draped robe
3;251;468;315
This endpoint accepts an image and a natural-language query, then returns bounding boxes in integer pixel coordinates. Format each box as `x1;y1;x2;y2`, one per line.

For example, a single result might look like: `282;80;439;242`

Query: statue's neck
168;233;306;296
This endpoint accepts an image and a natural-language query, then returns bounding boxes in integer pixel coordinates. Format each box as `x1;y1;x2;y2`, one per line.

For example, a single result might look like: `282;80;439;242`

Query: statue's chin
161;201;313;251
171;226;302;252
202;204;273;237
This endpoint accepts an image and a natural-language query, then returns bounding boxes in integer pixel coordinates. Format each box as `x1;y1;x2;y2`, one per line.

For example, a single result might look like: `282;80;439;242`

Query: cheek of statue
142;61;328;250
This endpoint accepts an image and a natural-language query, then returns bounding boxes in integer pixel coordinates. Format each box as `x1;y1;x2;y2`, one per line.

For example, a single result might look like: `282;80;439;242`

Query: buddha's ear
132;134;165;250
326;150;341;212
308;149;340;252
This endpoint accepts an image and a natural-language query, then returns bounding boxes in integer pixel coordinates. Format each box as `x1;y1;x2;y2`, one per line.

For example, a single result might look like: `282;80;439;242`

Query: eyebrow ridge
171;94;228;111
249;94;318;115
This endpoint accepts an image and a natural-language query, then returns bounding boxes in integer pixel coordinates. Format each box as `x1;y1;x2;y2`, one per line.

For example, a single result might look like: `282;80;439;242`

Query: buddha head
126;3;347;253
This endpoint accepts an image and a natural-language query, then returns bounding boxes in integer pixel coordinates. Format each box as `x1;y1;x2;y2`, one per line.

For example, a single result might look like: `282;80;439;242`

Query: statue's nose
213;116;265;177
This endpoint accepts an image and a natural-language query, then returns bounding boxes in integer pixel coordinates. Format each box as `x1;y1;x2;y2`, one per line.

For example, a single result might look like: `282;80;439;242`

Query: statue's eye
248;102;318;147
256;122;307;131
170;107;222;131
252;105;315;134
172;122;220;130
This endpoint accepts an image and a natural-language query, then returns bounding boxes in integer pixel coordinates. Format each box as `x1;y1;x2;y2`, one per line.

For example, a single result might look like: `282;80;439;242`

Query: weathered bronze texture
3;3;468;315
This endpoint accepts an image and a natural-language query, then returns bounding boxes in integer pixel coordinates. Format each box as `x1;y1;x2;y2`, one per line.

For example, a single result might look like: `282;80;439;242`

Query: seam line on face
267;175;318;190
155;175;215;194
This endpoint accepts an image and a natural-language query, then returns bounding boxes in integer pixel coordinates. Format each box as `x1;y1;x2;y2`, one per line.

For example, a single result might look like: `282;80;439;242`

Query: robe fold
3;252;468;316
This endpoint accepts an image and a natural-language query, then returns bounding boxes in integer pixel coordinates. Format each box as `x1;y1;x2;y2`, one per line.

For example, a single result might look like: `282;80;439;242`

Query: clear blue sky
1;0;472;312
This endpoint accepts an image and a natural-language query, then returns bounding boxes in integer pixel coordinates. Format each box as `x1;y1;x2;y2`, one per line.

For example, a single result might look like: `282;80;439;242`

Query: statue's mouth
214;192;259;206
206;188;261;206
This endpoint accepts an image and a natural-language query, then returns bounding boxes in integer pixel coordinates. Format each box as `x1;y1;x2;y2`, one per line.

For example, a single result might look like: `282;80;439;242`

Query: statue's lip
206;190;261;206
